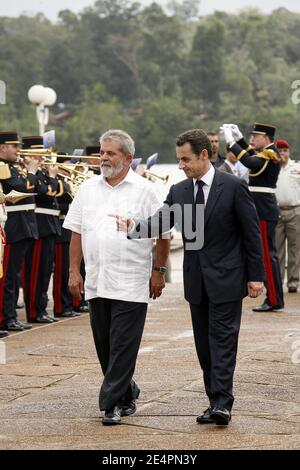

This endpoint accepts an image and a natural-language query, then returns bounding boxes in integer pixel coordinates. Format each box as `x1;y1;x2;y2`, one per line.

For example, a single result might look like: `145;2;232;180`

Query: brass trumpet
17;149;100;161
143;170;169;183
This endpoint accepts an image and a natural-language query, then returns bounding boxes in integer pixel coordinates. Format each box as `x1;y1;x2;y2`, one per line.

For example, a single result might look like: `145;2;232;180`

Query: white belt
35;208;60;216
59;214;66;220
6;204;36;212
248;186;276;194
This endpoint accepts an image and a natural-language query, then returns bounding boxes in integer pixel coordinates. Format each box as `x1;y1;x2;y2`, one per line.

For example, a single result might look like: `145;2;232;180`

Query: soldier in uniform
222;123;284;312
53;153;77;317
0;131;39;331
22;136;64;323
0;164;8;337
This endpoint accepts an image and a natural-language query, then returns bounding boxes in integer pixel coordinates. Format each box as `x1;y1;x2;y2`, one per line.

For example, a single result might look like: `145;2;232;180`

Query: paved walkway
0;273;300;450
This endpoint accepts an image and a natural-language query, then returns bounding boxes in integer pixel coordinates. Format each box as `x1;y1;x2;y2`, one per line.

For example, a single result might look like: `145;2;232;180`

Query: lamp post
28;85;57;135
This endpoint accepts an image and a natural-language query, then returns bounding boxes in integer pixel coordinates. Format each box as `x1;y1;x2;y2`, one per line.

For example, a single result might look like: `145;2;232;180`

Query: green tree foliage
1;3;300;160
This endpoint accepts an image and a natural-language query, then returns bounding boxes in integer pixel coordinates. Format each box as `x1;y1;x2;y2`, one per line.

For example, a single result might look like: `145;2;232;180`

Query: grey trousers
275;206;300;289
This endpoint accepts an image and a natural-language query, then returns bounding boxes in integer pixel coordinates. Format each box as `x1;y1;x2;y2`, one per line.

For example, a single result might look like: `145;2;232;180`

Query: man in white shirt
64;129;170;425
275;139;300;293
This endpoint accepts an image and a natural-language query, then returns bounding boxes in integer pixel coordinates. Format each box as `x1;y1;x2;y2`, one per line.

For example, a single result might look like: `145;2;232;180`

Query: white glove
228;123;243;141
220;125;234;145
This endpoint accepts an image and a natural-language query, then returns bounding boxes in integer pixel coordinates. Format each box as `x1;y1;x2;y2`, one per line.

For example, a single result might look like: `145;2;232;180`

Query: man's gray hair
100;129;135;156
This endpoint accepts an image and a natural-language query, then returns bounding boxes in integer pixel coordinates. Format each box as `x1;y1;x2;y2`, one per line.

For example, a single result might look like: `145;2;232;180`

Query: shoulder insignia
257;149;282;162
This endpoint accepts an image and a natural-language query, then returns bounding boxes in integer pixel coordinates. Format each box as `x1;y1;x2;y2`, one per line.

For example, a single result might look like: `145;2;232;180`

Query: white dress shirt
63;169;163;303
193;164;215;205
276;160;300;207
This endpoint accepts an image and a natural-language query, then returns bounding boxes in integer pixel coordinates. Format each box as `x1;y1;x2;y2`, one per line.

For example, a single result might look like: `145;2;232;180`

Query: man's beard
101;160;124;178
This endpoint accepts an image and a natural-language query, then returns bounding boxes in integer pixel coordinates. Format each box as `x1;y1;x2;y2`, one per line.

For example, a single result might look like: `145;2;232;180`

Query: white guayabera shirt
64;169;163;303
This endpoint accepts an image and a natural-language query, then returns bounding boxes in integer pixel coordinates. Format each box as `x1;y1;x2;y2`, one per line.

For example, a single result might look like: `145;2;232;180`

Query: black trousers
89;297;147;411
24;235;56;321
259;220;284;307
190;284;242;411
53;242;73;315
0;239;33;327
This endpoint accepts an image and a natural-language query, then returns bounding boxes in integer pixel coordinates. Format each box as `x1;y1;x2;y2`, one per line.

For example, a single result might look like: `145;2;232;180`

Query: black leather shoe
15;320;32;330
121;385;140;417
72;310;81;316
196;406;215;424
0;330;8;338
102;405;121;425
36;315;58;324
288;287;297;293
60;311;76;317
252;303;284;312
79;302;89;313
211;407;231;425
4;321;24;331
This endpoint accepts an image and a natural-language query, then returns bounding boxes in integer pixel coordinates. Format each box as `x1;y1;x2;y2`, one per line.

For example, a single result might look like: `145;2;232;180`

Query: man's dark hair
176;129;212;158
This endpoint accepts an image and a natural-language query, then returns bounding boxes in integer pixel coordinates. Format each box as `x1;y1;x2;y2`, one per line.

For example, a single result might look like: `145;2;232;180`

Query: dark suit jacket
131;169;264;304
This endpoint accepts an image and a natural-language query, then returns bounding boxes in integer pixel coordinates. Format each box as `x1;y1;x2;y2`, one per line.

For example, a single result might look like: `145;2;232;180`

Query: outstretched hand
108;214;134;233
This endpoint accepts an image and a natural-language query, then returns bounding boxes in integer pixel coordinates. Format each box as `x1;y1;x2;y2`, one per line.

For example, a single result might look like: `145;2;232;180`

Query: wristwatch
153;266;167;273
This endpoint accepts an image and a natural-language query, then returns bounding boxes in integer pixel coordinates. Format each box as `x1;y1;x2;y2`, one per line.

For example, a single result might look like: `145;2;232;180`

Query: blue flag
146;153;158;169
131;158;142;171
43;130;55;148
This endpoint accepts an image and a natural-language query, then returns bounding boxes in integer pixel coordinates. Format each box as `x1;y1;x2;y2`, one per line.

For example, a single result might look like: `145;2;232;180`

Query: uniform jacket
230;139;282;221
35;169;63;238
56;185;73;244
0;163;38;243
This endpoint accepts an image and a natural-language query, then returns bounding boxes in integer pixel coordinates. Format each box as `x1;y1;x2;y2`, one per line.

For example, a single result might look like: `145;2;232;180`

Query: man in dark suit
219;145;239;175
112;129;264;426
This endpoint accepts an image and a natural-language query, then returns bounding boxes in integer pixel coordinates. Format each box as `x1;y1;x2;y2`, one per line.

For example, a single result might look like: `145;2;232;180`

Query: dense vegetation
0;0;300;160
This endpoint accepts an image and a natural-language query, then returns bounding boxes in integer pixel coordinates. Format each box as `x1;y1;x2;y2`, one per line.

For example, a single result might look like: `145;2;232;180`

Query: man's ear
201;149;209;160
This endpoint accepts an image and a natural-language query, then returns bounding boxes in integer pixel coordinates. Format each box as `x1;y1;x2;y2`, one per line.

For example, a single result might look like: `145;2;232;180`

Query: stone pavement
0;274;300;450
